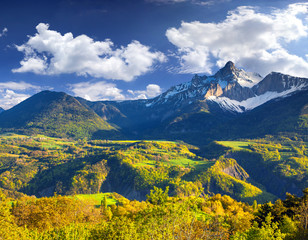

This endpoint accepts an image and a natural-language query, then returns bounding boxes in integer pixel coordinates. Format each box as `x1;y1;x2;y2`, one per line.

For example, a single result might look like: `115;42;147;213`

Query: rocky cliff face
253;72;308;95
221;81;255;101
202;62;308;104
205;83;223;99
221;161;250;181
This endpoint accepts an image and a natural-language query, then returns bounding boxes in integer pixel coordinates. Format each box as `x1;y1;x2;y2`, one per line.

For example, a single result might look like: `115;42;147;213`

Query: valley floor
0;133;307;239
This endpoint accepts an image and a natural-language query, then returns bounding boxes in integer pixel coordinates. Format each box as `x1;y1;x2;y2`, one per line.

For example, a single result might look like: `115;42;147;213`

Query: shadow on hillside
92;129;126;140
20;154;108;197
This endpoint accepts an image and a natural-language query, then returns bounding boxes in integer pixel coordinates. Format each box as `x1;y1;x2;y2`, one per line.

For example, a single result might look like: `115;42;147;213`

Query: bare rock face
213;61;257;101
221;163;249;181
205;83;223;98
208;61;258;101
222;82;255;101
214;61;237;80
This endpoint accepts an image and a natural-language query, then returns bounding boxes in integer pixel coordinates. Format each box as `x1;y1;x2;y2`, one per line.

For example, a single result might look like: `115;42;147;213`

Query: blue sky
0;0;307;109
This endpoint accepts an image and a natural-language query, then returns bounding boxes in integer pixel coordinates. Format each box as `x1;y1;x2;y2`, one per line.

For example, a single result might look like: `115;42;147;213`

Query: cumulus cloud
0;81;40;91
0;90;30;110
13;23;166;81
0;81;41;109
127;84;162;99
69;81;162;101
69;81;125;101
0;27;7;37
166;3;308;77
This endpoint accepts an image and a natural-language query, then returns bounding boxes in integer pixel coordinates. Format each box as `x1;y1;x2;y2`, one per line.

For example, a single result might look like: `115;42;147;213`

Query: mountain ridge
145;61;308;112
75;61;308;143
0;62;307;143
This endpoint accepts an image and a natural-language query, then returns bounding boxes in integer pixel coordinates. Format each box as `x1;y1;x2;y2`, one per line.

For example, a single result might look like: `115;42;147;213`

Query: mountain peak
214;61;238;81
224;61;236;70
212;61;263;89
0;90;115;138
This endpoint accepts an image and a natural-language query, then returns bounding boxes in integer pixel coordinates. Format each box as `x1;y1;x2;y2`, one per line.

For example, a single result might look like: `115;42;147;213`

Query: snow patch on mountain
208;96;244;113
209;84;307;113
237;71;263;88
164;82;192;98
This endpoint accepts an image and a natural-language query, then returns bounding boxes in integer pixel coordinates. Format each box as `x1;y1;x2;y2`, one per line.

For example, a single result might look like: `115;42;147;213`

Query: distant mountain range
0;61;307;143
137;61;308;112
78;61;308;143
0;61;307;203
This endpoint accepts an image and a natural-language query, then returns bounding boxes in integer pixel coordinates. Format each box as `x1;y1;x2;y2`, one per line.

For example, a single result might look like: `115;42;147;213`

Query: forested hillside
2;185;308;239
0;133;307;203
0;123;307;239
0;91;116;139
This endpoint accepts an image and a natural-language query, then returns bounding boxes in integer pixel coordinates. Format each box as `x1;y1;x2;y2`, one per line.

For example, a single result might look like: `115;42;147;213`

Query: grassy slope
74;193;118;207
217;141;252;151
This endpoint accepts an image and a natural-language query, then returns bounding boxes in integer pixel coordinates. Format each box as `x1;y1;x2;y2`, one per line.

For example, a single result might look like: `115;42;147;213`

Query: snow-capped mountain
212;69;308;113
73;60;308;143
2;61;306;144
147;61;308;113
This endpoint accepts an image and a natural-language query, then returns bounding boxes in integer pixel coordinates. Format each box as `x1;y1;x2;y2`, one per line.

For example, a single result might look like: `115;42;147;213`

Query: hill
0;91;116;139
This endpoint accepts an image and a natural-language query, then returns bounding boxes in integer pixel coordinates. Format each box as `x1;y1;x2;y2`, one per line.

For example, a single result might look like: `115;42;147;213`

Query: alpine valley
0;61;307;203
1;61;308;238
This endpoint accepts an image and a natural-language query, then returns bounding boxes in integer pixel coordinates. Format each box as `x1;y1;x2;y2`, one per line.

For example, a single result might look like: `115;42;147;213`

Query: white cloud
69;81;162;101
0;90;30;110
69;81;125;101
0;27;7;37
0;81;42;110
13;23;166;81
166;3;308;77
0;81;40;91
128;84;162;99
